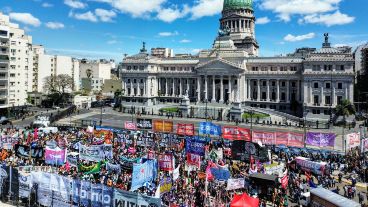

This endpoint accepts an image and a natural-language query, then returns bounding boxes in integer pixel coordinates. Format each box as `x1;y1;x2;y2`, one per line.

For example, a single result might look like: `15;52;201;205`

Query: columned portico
220;76;224;103
204;76;208;101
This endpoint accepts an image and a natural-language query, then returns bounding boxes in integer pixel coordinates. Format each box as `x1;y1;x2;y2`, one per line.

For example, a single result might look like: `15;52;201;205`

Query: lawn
242;112;270;119
159;107;179;113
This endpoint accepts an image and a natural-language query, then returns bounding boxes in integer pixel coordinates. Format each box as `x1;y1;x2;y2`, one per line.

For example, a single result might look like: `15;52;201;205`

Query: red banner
186;153;201;168
281;175;288;189
252;131;275;145
158;153;174;171
288;133;304;147
275;132;289;145
153;120;174;133
222;126;251;141
177;123;195;136
124;121;137;130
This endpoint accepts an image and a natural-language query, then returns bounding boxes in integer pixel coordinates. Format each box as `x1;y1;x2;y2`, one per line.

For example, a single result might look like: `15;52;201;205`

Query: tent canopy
230;193;259;207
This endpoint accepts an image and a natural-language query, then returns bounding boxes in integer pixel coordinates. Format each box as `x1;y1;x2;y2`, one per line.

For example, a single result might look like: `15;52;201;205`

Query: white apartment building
0;12;33;108
151;47;174;58
32;45;80;93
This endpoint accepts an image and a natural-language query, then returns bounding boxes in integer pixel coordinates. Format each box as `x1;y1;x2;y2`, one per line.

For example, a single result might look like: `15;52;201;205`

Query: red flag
305;171;311;181
281;175;289;189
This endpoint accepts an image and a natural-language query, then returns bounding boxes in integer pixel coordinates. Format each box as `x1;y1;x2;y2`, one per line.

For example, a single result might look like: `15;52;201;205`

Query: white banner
226;178;245;191
362;138;368;153
173;165;180;181
264;163;285;176
18;172;31;198
346;132;360;150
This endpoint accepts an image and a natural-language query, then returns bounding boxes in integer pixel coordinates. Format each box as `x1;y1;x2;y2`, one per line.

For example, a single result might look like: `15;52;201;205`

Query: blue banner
80;180;91;207
91;183;103;207
72;179;81;205
131;160;157;191
210;167;231;180
185;136;206;156
102;185;113;207
199;122;222;136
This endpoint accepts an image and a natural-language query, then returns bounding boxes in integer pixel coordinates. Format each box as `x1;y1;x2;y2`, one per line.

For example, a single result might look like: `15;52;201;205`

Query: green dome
223;0;253;11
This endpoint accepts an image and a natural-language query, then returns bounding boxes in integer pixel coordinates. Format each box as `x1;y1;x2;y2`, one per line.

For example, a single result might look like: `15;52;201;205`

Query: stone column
137;80;140;96
276;79;280;102
186;78;190;96
212;75;216;103
321;84;324;106
349;82;354;102
165;78;168;96
257;79;260;101
238;19;241;32
332;84;336;106
345;82;348;99
296;80;299;101
267;80;270;101
205;76;208;101
228;75;232;102
143;78;146;96
237;76;241;102
197;77;201;102
309;81;312;104
286;80;289;103
179;78;183;97
247;79;251;100
130;81;133;96
220;76;224;103
172;78;175;96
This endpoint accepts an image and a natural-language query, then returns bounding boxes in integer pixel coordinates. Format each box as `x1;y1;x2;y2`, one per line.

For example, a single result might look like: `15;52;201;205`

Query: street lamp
99;99;103;126
249;107;254;142
204;98;208;122
303;103;308;148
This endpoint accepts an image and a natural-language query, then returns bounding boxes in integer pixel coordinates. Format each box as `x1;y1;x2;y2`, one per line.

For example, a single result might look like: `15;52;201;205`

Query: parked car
0;117;11;125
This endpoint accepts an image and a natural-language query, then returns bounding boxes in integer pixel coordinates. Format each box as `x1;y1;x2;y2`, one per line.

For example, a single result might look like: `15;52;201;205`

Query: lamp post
249;107;254;142
303;103;308;148
204;98;208;122
99;100;103;126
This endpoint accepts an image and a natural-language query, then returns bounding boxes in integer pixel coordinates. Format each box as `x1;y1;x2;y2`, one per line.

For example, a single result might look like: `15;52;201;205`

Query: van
38;127;58;134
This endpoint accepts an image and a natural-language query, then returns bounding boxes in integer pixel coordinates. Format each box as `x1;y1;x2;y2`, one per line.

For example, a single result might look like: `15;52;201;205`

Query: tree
56;74;74;93
43;74;74;106
335;99;356;124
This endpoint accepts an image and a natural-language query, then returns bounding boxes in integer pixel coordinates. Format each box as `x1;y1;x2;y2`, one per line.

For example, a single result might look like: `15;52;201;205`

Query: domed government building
119;0;355;123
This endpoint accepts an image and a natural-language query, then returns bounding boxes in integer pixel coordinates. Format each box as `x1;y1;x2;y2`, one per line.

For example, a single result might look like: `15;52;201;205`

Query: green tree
335;99;356;124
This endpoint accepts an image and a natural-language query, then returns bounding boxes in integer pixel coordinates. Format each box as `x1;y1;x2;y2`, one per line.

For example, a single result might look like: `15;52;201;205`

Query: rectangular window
314;95;319;105
340;65;345;70
337;96;343;105
252;67;258;71
262;92;266;100
338;83;342;89
325;96;331;105
282;82;286;87
326;82;331;89
314;82;319;88
262;81;266;86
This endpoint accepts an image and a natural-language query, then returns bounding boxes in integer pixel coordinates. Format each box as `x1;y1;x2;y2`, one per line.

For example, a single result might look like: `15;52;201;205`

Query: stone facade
119;1;355;118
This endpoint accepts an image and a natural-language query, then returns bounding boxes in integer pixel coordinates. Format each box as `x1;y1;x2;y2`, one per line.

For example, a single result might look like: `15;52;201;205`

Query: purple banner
45;147;67;165
306;132;335;147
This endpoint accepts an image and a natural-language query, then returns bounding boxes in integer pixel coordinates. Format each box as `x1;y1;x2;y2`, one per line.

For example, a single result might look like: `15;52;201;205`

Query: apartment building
0;12;33;108
79;59;114;92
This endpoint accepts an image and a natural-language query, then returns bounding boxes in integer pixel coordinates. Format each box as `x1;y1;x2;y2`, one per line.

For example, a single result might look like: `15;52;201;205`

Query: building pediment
195;58;245;75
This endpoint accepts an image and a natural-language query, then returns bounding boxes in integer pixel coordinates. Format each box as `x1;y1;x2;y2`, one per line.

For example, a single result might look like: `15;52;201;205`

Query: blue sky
2;0;367;61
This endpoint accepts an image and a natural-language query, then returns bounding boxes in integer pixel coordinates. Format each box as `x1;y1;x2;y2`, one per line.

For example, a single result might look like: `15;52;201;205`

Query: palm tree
335;99;356;125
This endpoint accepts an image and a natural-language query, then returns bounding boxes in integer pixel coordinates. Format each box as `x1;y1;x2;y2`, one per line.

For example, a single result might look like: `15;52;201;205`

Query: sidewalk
332;170;367;189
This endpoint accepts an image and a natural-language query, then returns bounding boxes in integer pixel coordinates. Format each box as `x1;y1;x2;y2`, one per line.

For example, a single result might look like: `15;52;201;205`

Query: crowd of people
0;126;366;207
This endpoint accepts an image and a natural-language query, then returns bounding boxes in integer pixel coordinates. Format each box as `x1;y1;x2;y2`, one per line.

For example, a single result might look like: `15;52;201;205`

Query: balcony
0;55;9;63
0;42;8;47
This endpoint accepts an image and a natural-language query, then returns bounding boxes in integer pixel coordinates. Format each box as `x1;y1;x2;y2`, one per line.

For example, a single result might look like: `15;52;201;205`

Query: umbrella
230;193;259;207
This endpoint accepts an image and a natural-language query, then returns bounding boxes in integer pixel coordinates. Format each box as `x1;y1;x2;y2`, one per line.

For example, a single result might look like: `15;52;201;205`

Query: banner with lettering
159;177;172;195
45;147;67;166
14;144;44;159
362;138;368;153
72;179;81;205
306;132;335;147
185;136;206;156
50;174;70;207
136;118;153;129
158;153;174;171
252;131;275;145
124;121;137;130
287;133;304;147
113;189;161;207
199;122;222;136
226;178;245;191
91;183;103;207
346;132;360;150
275;132;289;146
80;180;91;207
186;153;201;168
222;126;251;141
177;123;195;136
18;172;31;198
153;120;174;133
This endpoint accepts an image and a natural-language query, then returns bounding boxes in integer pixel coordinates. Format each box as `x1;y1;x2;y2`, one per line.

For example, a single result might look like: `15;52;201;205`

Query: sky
1;0;367;61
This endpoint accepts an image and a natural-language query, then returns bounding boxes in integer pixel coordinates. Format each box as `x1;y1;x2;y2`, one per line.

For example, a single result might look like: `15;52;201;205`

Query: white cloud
45;22;65;29
95;9;116;22
64;0;87;9
190;0;223;20
256;17;270;24
157;5;190;23
42;2;53;8
284;32;315;42
158;31;179;37
71;11;98;22
180;39;191;43
107;40;119;44
97;0;165;18
260;0;345;22
9;13;41;27
299;11;355;27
